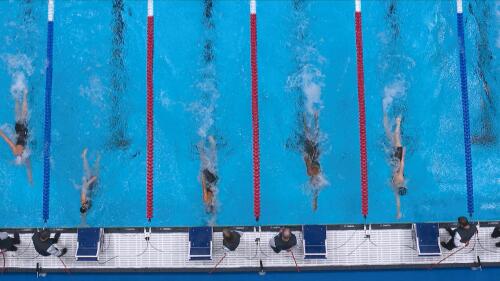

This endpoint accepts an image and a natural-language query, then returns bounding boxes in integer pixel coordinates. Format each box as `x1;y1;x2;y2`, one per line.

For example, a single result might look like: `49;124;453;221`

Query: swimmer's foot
396;212;402;219
396;115;402;126
81;148;88;159
312;196;318;212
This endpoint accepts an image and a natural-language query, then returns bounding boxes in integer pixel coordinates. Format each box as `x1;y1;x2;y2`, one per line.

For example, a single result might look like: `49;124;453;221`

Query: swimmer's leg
82;148;91;179
393;116;402;147
21;89;28;121
312;191;318;212
208;135;217;164
93;153;101;177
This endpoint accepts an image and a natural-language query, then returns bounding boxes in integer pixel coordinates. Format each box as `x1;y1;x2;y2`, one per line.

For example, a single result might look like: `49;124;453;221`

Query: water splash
1;54;33;100
382;77;407;113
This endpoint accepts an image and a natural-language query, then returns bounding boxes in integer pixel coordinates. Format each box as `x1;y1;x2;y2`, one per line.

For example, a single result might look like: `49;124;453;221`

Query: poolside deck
2;223;499;273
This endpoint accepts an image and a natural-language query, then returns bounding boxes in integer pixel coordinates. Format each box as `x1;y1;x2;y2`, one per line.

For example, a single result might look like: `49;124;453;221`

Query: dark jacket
32;232;59;257
456;224;477;244
272;233;297;253
223;231;241;251
0;237;14;250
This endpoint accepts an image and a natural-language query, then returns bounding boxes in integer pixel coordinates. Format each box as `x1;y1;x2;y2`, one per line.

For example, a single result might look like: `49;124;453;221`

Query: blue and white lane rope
456;0;474;217
42;0;54;223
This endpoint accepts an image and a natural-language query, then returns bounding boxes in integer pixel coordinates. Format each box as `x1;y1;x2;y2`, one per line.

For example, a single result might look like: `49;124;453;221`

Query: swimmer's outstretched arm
395;192;401;219
86;176;97;187
25;157;33;185
0;130;17;155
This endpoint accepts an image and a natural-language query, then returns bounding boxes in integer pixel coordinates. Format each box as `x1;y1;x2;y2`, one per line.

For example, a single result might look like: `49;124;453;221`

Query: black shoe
496;242;500;248
440;242;452;251
445;227;454;236
491;227;500;238
58;248;68;257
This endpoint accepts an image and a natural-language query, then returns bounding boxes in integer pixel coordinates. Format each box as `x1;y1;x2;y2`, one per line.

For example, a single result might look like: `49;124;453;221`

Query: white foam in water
79;76;106;108
480;203;498;210
496;2;500;48
382;78;407;113
1;54;33;100
10;72;27;99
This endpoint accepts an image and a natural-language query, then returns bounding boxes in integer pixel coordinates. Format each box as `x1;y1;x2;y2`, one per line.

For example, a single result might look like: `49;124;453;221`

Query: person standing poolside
199;136;218;214
222;229;242;252
383;113;406;219
0;88;32;184
441;216;477;251
32;230;67;257
0;232;20;252
80;148;100;215
303;112;322;211
269;227;297;254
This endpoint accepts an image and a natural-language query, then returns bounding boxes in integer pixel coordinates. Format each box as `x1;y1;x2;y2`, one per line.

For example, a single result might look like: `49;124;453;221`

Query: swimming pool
0;0;498;228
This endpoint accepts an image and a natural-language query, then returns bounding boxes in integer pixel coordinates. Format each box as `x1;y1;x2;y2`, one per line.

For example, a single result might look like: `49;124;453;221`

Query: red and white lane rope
354;0;369;218
146;0;154;221
250;0;261;222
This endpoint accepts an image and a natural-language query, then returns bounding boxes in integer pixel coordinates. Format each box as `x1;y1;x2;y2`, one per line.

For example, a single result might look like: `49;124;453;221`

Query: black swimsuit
203;169;217;192
15;122;28;146
392;146;407;195
305;139;320;165
393;146;403;162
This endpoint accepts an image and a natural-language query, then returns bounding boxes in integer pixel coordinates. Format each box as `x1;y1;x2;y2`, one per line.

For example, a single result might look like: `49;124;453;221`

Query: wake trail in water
287;0;329;201
193;0;219;225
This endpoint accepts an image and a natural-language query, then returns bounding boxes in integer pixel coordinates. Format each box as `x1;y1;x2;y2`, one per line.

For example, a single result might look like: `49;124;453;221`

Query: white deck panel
2;227;499;271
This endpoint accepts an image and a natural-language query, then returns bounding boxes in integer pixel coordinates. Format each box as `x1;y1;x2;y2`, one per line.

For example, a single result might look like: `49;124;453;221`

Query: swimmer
303;112;321;211
383;113;406;219
0;88;32;185
80;148;100;215
199;136;217;214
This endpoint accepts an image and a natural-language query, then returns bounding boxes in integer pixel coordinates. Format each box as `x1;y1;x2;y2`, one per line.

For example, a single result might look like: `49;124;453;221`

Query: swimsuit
15;122;28;146
393;146;403;162
305;139;320;163
203;168;217;192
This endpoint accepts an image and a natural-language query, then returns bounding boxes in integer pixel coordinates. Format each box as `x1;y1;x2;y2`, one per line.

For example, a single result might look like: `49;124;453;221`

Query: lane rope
42;0;55;223
250;0;261;222
146;0;154;221
354;0;368;218
456;0;474;218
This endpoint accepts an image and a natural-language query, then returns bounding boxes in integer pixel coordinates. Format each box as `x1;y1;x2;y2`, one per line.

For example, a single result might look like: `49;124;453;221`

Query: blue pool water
0;0;498;227
6;268;500;281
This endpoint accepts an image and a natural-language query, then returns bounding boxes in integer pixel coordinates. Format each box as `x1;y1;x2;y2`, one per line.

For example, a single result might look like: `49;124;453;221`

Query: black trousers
492;226;500;239
443;228;457;250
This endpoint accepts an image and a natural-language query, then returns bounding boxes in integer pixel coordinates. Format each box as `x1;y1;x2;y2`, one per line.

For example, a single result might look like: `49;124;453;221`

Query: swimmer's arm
304;155;312;176
80;188;87;206
0;130;17;154
395;193;401;219
25;157;33;185
87;176;97;186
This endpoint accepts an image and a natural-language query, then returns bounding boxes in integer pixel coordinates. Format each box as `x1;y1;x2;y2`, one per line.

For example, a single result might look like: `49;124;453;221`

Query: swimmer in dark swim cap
384;113;407;219
0;88;32;185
